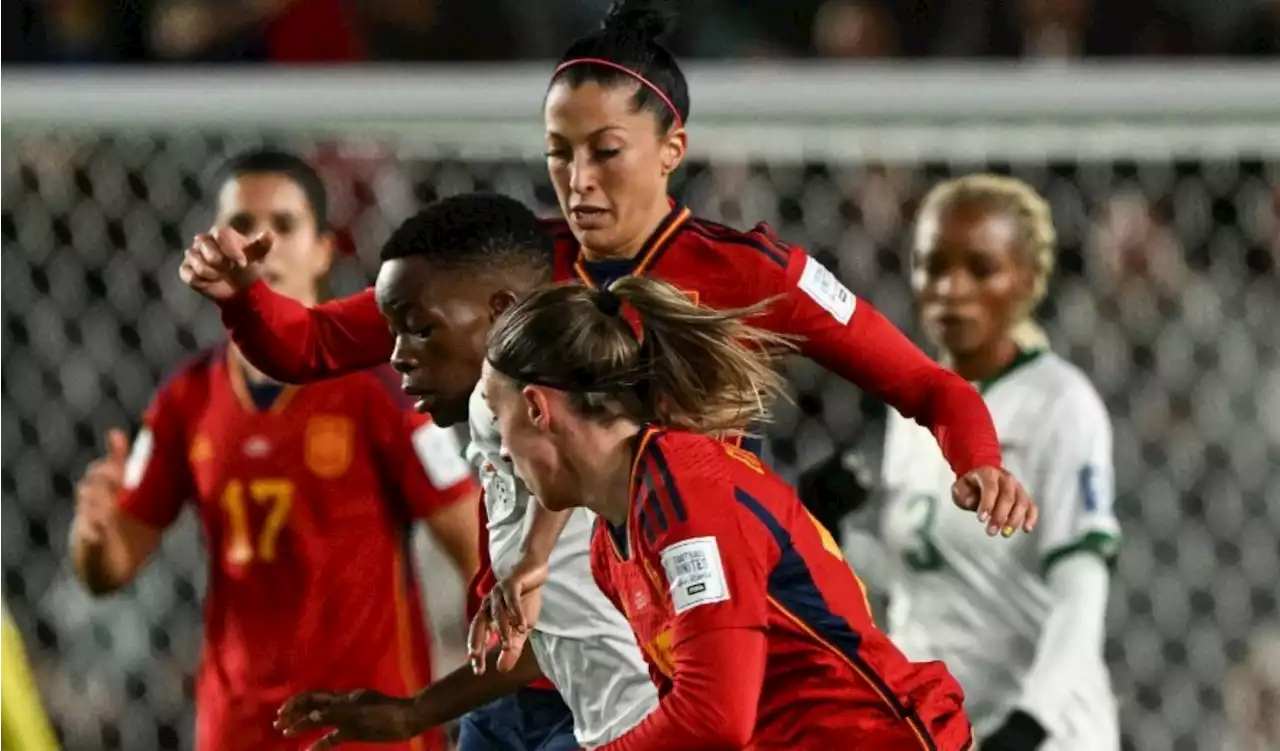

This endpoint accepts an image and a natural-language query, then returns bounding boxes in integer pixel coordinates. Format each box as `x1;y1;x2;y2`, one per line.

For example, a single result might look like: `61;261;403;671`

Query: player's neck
569;421;643;525
948;337;1022;384
230;345;278;386
579;199;673;262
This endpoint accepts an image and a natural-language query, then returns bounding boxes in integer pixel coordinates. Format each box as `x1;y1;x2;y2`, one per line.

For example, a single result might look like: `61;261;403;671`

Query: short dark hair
551;0;689;133
380;193;554;281
217;148;330;233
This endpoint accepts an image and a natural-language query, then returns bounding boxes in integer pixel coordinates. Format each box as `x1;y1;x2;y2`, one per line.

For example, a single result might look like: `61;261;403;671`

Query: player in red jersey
70;149;480;751
476;276;1026;750
180;0;1032;731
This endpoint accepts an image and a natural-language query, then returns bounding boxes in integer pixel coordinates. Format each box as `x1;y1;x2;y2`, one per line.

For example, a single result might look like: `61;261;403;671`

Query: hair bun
601;0;676;40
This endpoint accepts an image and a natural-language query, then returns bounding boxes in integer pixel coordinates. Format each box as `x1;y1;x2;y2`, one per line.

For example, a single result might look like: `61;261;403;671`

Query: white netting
2;66;1278;751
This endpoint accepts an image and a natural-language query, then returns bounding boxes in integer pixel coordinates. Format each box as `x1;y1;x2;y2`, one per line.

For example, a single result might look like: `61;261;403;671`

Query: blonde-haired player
855;174;1122;750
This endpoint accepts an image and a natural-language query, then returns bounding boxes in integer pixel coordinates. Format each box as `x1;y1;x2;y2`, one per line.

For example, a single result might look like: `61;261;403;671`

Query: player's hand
492;558;548;671
73;429;130;545
178;227;273;302
468;560;547;676
951;466;1038;538
275;689;420;750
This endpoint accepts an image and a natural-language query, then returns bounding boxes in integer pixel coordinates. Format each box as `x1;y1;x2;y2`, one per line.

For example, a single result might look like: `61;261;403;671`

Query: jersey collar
605;424;665;562
975;348;1047;395
226;346;300;413
573;199;692;289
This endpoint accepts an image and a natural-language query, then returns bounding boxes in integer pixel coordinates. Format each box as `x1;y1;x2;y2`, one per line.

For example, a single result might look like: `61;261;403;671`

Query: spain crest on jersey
305;415;353;478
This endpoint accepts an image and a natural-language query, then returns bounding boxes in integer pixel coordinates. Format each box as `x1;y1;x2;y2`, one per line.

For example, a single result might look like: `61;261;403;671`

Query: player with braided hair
864;175;1122;750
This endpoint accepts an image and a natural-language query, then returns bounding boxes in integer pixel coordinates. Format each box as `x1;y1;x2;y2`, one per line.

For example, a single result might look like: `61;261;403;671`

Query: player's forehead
375;257;456;312
216;172;313;220
915;202;1019;260
545;80;647;140
480;361;519;406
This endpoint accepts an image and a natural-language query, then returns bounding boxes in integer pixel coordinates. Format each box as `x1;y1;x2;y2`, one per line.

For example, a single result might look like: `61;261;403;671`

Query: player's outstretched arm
69;430;165;595
181;228;392;382
768;249;1037;536
275;646;545;751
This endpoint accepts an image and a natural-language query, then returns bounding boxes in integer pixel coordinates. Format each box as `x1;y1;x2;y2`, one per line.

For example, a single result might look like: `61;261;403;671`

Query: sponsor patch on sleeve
798;255;857;325
123;428;154;490
660;536;730;614
412;423;472;490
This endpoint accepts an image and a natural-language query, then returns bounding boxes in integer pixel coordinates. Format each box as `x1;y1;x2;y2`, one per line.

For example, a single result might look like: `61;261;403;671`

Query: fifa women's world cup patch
305;414;354;478
660;536;730;614
798;255;856;325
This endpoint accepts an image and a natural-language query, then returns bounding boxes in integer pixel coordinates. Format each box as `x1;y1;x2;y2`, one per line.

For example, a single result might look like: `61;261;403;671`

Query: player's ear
659;127;687;177
489;289;520;322
521;385;551;432
312;231;336;278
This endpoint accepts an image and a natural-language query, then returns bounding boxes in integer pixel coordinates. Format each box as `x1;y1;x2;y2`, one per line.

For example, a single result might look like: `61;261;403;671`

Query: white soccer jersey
465;386;657;748
874;351;1121;748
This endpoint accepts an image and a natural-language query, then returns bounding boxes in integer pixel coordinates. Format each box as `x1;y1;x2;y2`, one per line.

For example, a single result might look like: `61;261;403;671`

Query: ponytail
486;277;794;433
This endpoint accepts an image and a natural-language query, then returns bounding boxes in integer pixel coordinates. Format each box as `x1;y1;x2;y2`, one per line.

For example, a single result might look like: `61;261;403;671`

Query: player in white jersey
847;175;1122;751
464;386;657;746
263;195;656;750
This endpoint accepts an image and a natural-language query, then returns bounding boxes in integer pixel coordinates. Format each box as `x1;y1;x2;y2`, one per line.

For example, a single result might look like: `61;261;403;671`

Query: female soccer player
70;149;480;751
184;0;1035;742
184;1;1029;536
874;175;1122;750
478;276;1004;750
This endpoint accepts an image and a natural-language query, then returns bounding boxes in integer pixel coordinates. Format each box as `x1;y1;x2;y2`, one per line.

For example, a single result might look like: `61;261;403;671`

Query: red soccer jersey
216;202;1002;641
116;346;476;751
589;427;973;751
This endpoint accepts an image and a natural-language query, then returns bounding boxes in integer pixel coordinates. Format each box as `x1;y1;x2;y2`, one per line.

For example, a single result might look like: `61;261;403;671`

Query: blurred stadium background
3;2;1280;751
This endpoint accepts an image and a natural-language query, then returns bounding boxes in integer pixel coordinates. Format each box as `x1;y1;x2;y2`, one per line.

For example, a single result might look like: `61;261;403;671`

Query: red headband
553;58;684;130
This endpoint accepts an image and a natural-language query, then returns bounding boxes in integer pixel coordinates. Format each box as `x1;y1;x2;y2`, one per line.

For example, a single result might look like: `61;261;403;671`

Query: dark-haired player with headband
183;0;1033;720
184;0;1034;612
476;276;991;750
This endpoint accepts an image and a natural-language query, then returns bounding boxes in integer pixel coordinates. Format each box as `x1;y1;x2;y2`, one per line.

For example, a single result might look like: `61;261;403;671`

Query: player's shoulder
680;217;793;272
155;345;223;404
645;430;734;485
1022;351;1109;424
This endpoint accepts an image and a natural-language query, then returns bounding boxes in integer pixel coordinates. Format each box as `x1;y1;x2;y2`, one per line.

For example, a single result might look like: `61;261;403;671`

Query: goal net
3;64;1278;751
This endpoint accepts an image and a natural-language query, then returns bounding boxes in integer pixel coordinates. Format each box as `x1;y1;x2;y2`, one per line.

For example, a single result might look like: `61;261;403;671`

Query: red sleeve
755;238;1002;476
217;281;391;383
599;455;771;749
367;369;477;518
597;628;765;751
116;371;198;530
